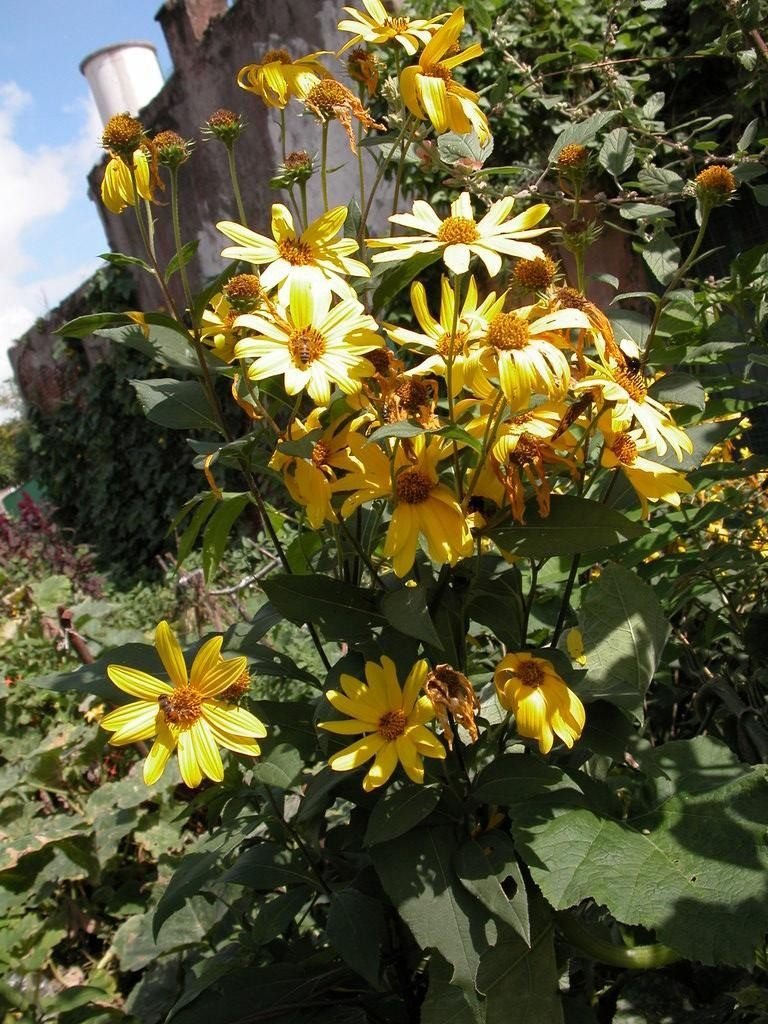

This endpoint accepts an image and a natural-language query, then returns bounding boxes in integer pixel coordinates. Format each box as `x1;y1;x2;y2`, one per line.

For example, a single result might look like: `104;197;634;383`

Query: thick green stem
556;912;680;969
169;166;193;314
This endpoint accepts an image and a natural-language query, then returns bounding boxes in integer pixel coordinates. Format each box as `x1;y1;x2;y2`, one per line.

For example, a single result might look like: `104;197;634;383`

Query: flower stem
555;911;680;969
169;166;193;314
321;122;330;212
226;143;248;226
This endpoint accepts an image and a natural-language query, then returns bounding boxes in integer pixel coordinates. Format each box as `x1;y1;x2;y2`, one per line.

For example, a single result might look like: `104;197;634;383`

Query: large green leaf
326;889;387;988
131;378;221;432
549;111;618;161
222;841;321;891
476;903;563;1024
454;832;530;945
599;128;635;177
372;826;494;999
365;784;441;846
509;740;768;966
492;496;645;558
578;563;669;718
381;586;443;648
372;250;442;313
261;573;386;641
98;321;207;374
421;954;483;1024
201;493;249;581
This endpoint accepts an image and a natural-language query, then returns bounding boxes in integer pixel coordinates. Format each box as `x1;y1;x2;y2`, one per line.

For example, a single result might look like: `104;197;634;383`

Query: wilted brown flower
424;664;480;749
304;78;384;153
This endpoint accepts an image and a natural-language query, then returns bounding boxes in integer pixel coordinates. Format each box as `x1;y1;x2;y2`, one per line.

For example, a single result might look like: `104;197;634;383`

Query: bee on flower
99;622;267;788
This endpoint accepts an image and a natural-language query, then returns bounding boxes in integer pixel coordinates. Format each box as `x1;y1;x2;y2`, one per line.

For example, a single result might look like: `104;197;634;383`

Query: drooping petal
143;719;177;785
396;735;424;784
271;203;296;241
202;702;268;739
402;659;428;714
177;728;203;788
107;703;160;745
362;740;399;791
190;720;224;782
329;732;386;771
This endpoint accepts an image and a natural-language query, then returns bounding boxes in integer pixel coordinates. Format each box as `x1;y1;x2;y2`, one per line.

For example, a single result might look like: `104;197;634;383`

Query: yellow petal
155;621;188;689
177;729;203;788
329;733;386;771
402;659;429;714
396;735;424;784
144;719;177;785
362;740;399;791
196;656;248;697
421;7;463;65
202;702;268;739
271;203;295;241
101;700;156;734
107;704;160;745
418;75;450;134
443;243;472;275
107;665;172;701
190;720;224;782
189;635;223;689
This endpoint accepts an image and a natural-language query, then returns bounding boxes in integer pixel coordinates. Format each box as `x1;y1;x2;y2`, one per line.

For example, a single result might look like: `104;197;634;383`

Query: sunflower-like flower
490;425;579;523
101;149;152;214
368;192;549;277
474;304;591;409
573;351;693;460
218;204;369;302
269;408;358;527
385;276;506;396
598;413;692;517
337;0;444;55
303;77;384;153
398;7;489;141
100;621;267;787
234;278;381;406
494;652;585;754
236;48;328;109
319;655;446;791
338;435;472;577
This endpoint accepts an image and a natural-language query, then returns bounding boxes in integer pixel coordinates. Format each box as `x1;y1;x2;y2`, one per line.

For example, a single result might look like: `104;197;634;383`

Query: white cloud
0;82;103;385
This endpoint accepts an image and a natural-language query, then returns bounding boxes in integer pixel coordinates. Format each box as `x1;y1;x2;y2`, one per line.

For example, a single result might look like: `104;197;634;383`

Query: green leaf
250;744;303;789
327;889;387;988
365;784;441;845
30;574;72;613
367;420;426;444
618;202;673;221
97;322;206;374
477;903;563;1024
549;111;618;161
422;954;482;1024
372;250;442;313
467;565;525;648
250;888;312;947
99;251;154;273
164;240;199;283
578;563;669;719
511;754;768;966
642;230;680;286
492;495;646;558
437;131;494;167
222;841;320;891
113;896;224;971
131;378;221;432
166;946;243;1021
599;128;635;177
260;573;386;641
637;166;685;195
152;851;220;938
381;586;443;648
201;493;249;581
175;492;218;565
25;642;163;702
648;372;705;411
56;312;132;337
372;826;494;998
454;832;531;945
659;418;737;472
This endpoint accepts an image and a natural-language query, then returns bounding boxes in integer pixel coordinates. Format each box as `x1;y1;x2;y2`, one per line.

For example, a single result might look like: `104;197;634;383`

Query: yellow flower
573;352;693;460
269;408;358;528
338;1;445;55
399;7;489;142
494;652;585;754
385;275;506;397
218;204;369;302
234;277;381;406
100;149;151;214
598;413;692;518
368;191;549;277
237;48;328;109
319;655;446;791
100;621;267;788
474;304;591;408
338;435;473;577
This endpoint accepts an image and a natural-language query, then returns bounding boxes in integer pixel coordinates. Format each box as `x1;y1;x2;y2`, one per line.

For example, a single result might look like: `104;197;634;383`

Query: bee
623;355;642;373
157;694;175;721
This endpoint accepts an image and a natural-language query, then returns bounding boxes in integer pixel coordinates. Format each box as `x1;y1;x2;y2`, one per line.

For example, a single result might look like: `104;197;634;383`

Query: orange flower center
378;708;408;740
487;312;529;351
396;468;433;504
220;670;251;703
307;79;354;113
158;688;202;726
395;377;431;412
517;660;545;687
436;328;468;358
437;215;478;245
611;434;638;465
312;440;331;467
695;165;736;195
422;62;453;82
384;16;410;32
288;327;326;367
614;363;647;402
262;48;292;65
513;255;557;290
278;237;314;265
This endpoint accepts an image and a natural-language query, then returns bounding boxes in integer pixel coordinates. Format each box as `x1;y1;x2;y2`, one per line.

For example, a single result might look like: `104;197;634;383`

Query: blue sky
0;1;171;388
